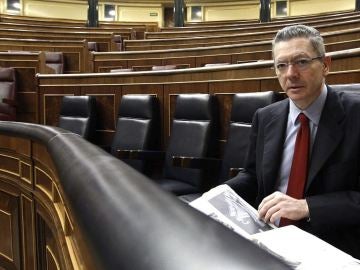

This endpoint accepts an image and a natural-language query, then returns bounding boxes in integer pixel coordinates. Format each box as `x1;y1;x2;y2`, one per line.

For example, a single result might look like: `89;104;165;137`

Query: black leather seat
220;91;281;180
113;35;122;51
112;94;160;174
330;83;360;94
0;67;16;121
45;52;64;74
58;96;97;141
156;94;219;195
180;91;280;202
88;41;98;52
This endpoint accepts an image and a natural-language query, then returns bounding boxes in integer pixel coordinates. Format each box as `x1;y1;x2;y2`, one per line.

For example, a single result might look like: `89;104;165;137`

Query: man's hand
258;191;309;224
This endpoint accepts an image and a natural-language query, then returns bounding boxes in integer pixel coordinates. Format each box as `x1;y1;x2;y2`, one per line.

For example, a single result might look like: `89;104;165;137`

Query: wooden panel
43;95;70;126
210;80;260;141
0;190;20;270
195;54;232;67
128;58;162;69
0;135;31;157
46;246;60;270
0;39;88;74
20;195;36;270
20;162;32;186
39;85;81;125
162;56;196;68
34;167;53;200
0;154;19;177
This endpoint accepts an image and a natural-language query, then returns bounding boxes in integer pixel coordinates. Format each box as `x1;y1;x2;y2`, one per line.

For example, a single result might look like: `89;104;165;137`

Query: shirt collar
289;84;327;125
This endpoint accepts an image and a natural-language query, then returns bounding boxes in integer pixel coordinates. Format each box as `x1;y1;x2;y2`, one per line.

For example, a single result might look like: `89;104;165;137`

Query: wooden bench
0;13;159;34
92;38;360;72
145;19;360;39
162;12;360;32
0;21;137;40
0;37;89;73
126;26;360;51
0;51;48;123
184;10;355;26
0;28;128;52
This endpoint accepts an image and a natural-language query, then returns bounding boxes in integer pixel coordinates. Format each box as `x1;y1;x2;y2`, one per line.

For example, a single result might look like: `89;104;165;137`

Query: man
225;24;360;258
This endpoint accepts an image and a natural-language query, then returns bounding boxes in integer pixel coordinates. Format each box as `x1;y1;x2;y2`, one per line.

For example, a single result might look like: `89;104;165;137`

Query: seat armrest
117;149;165;161
172;156;221;170
229;167;244;178
2;98;17;107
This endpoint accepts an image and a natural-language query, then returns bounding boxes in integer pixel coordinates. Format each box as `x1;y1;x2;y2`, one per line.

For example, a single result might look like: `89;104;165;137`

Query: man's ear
323;56;331;76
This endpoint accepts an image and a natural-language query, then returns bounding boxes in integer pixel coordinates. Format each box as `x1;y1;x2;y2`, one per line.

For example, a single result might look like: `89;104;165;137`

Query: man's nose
285;64;299;77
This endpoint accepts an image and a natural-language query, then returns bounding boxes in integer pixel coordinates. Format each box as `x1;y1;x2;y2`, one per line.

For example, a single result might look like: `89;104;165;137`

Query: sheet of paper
190;185;360;270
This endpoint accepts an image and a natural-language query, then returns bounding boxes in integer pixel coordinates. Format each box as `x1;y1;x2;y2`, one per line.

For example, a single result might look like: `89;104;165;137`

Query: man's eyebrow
275;53;311;62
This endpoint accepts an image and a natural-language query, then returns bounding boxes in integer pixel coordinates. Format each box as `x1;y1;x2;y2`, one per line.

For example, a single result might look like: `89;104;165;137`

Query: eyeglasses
274;56;323;73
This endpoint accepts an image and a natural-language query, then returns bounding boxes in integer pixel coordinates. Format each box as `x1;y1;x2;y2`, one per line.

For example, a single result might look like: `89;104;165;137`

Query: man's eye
276;63;287;69
296;59;310;66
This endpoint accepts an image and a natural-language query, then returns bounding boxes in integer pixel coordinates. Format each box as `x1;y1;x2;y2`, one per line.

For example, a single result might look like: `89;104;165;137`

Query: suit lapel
306;87;346;191
262;100;289;195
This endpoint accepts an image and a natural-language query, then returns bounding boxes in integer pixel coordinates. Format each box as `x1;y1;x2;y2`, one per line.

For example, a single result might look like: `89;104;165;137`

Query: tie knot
298;113;308;125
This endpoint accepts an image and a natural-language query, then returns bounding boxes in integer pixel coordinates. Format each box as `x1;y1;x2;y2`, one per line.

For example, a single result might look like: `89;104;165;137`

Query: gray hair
272;24;326;57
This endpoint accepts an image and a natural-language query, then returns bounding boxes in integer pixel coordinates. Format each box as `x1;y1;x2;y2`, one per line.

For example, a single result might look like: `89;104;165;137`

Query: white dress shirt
276;84;328;195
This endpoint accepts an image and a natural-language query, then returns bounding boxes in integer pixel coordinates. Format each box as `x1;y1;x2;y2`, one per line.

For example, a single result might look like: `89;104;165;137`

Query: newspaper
190;185;360;270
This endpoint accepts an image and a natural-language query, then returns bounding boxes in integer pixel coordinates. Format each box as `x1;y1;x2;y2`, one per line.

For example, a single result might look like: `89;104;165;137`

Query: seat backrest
219;91;280;182
330;83;360;94
152;65;177;71
0;67;16;121
45;52;64;74
163;94;219;190
111;94;160;153
113;35;122;51
204;63;231;67
152;64;190;71
88;42;98;52
111;94;160;172
58;96;97;141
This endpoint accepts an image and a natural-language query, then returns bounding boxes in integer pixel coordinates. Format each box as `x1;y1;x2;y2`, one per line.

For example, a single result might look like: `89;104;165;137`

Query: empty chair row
56;92;282;198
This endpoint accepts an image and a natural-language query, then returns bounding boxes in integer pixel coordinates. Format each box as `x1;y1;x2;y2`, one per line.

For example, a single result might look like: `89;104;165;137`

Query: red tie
280;113;310;226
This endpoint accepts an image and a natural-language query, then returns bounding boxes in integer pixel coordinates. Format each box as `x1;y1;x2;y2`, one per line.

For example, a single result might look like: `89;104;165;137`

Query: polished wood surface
0;134;95;270
0;13;159;33
0;51;47;123
162;12;360;32
93;37;360;71
128;24;360;50
146;18;360;39
0;38;89;73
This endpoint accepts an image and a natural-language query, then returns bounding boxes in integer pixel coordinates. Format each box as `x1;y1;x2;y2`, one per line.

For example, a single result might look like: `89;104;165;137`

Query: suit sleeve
306;190;360;229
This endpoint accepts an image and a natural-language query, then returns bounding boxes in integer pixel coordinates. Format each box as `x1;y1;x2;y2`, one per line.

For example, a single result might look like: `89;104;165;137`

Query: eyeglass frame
274;56;324;73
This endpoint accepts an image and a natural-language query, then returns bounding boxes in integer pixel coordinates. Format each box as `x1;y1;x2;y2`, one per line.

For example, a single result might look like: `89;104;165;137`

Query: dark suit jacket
226;86;360;259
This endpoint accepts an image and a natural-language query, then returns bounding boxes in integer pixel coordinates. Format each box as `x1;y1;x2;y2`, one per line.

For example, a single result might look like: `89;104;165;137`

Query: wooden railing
0;121;289;270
